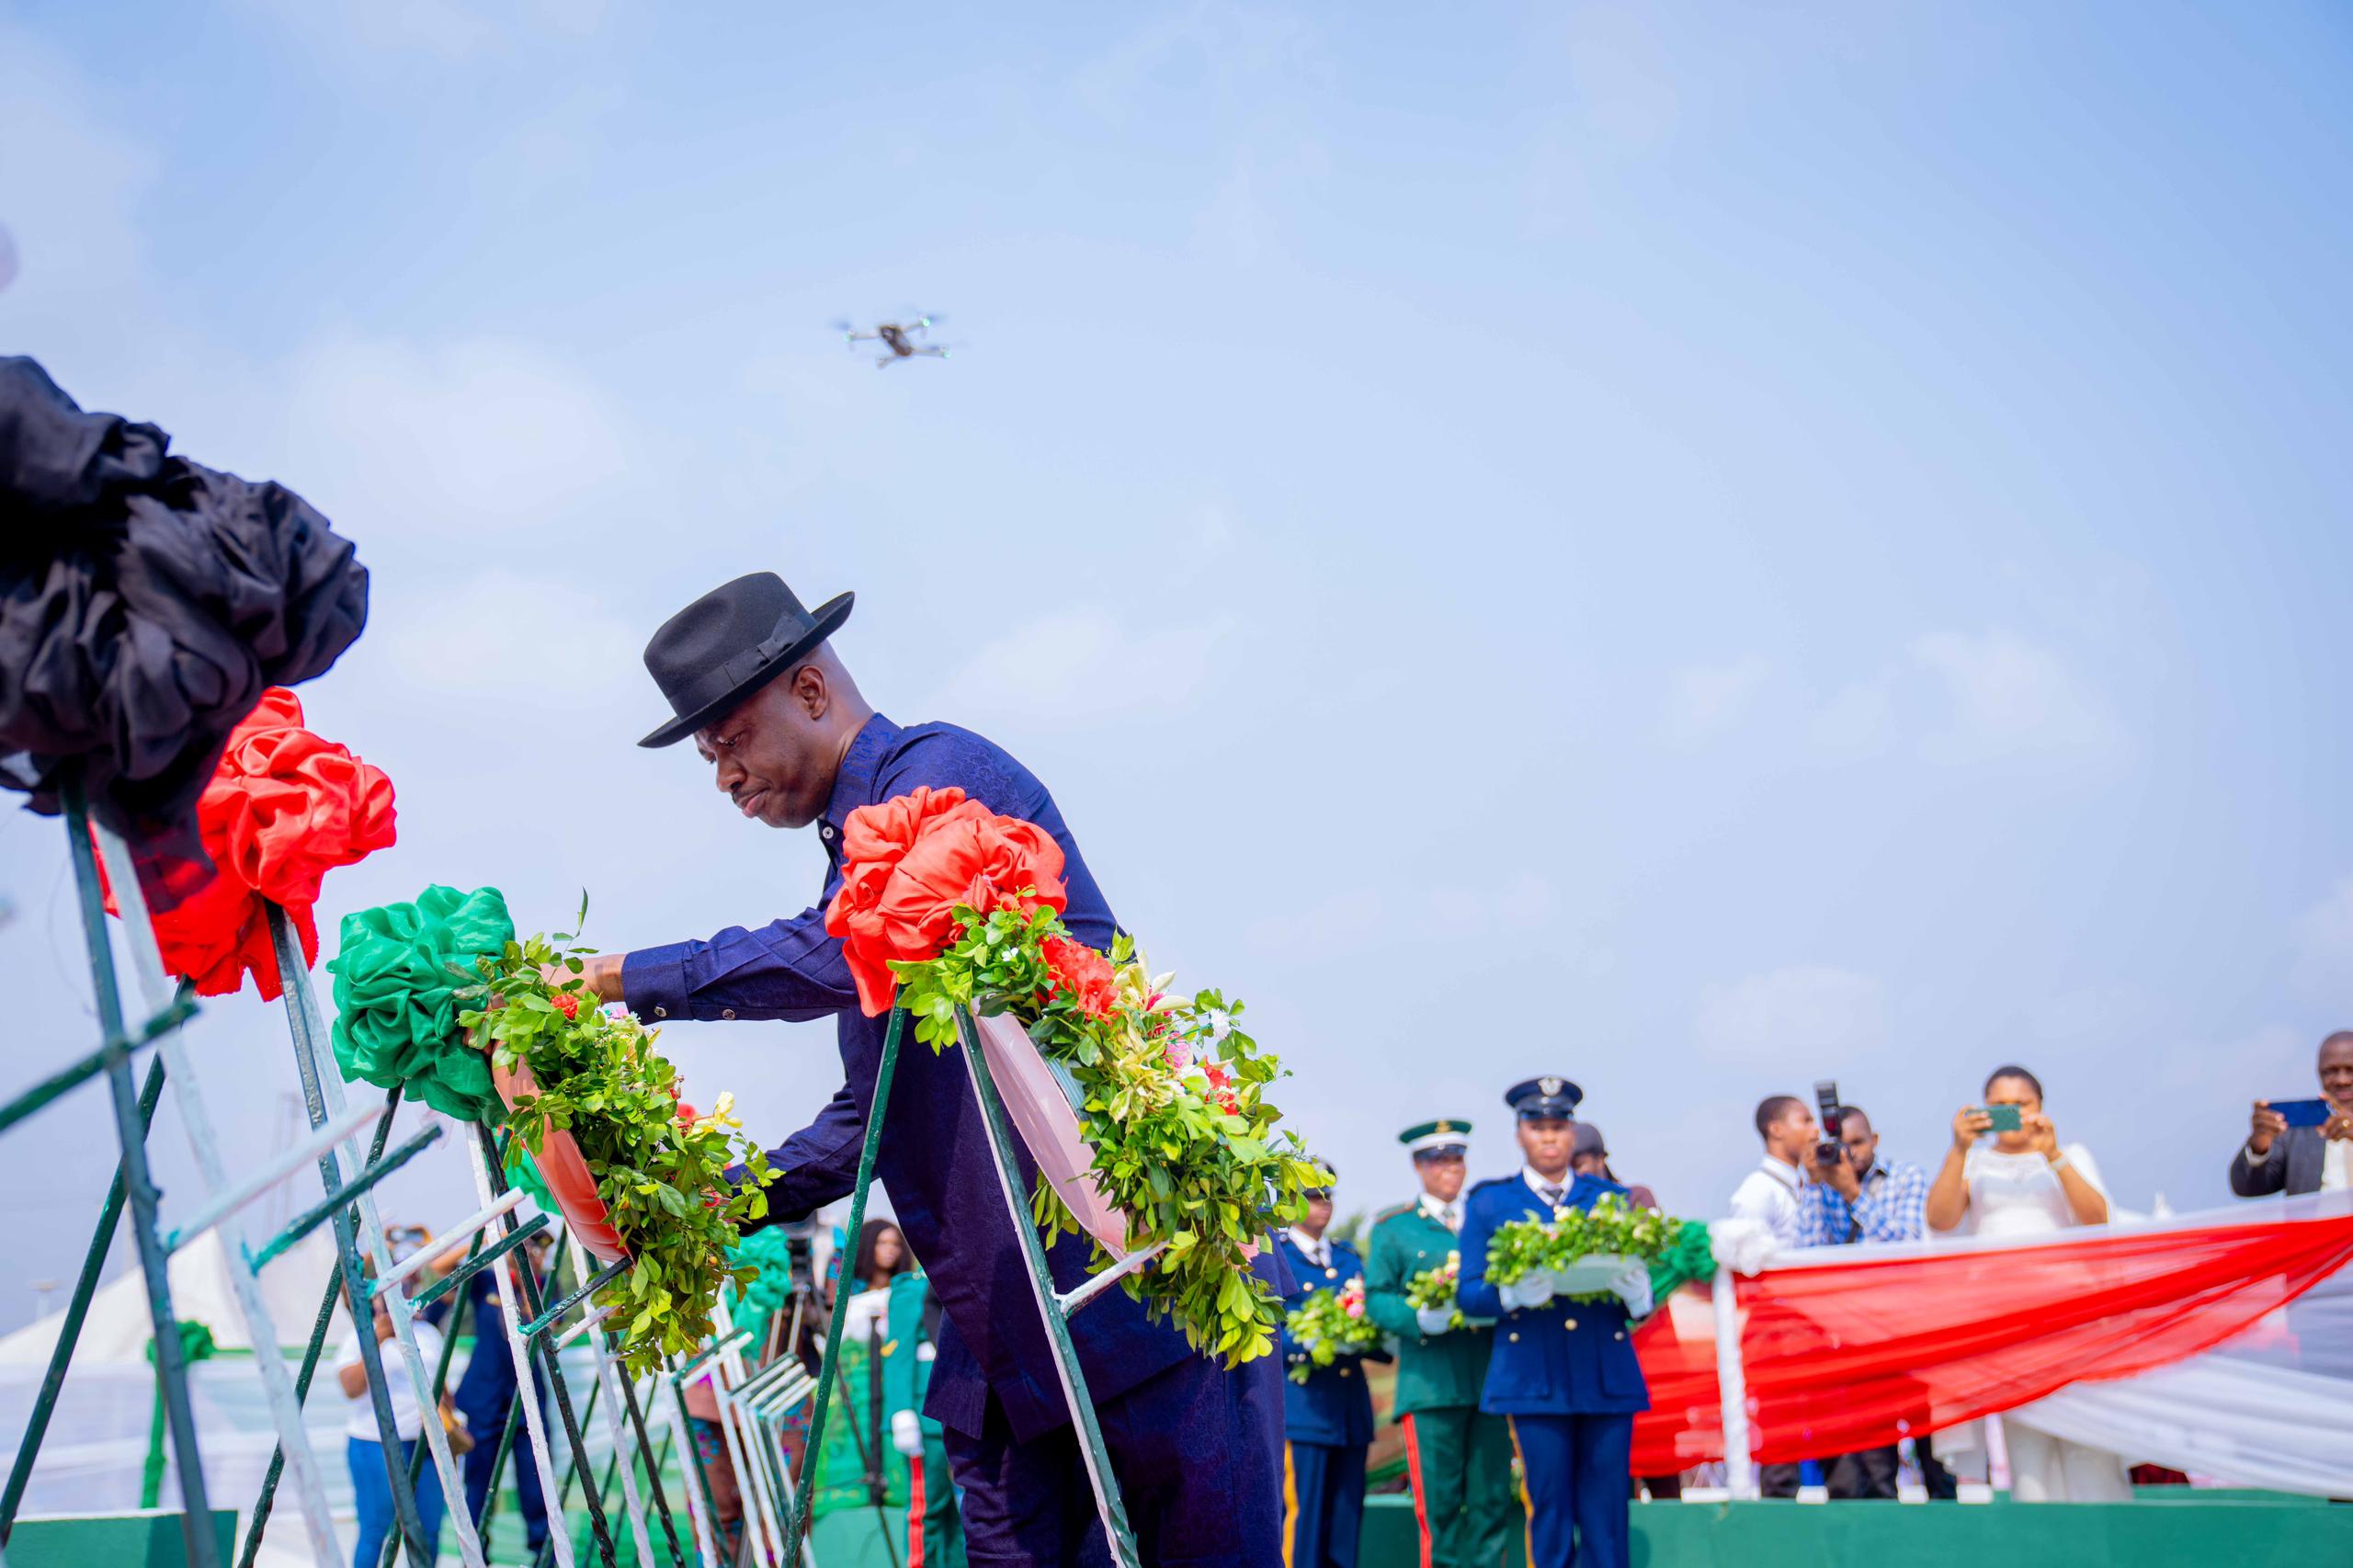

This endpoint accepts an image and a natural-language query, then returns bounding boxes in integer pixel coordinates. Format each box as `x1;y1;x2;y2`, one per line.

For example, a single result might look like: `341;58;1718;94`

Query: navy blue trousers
1506;1414;1632;1568
1282;1441;1367;1568
942;1350;1285;1567
456;1388;547;1548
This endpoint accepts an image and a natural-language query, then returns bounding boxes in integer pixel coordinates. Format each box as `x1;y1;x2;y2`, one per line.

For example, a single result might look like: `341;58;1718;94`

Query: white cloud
238;0;612;62
2293;877;2353;998
1662;655;1768;746
924;608;1227;726
272;336;637;540
374;571;640;708
1696;965;1886;1068
1810;668;1897;756
1562;0;1683;153
1910;627;2120;764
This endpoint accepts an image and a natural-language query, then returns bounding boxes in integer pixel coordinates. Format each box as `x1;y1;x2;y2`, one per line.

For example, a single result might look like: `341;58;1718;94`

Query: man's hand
2325;1105;2353;1144
2248;1100;2287;1157
538;955;624;1005
1806;1142;1860;1199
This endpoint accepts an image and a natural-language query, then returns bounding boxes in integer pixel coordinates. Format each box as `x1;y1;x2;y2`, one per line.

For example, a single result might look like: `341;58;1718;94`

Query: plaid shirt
1813;1156;1930;1243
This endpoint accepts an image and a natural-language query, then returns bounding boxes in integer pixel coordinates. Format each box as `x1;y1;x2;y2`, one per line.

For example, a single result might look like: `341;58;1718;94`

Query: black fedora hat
638;572;854;748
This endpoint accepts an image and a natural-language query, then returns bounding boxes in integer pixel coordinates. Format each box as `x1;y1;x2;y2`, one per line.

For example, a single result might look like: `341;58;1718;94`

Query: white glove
1415;1306;1455;1336
891;1408;924;1459
1499;1272;1555;1312
1608;1264;1654;1319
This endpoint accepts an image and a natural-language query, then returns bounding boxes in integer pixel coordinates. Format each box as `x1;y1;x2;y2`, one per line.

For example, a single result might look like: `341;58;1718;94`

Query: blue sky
4;0;2352;1326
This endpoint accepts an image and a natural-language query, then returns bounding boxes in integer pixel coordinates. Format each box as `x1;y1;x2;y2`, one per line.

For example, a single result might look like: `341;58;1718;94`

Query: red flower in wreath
824;786;1069;1016
1040;934;1118;1019
103;688;396;1000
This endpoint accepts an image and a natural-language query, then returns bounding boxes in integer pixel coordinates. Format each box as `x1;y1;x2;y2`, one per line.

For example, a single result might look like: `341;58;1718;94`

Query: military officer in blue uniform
1275;1172;1385;1568
554;574;1290;1568
1457;1079;1652;1568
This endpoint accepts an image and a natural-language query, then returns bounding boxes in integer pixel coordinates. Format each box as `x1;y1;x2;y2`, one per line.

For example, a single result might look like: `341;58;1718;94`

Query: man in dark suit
2231;1030;2353;1198
555;574;1290;1567
1277;1176;1385;1568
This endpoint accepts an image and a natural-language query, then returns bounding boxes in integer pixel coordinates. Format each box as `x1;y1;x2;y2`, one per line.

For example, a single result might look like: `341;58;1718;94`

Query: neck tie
1540;1183;1565;1208
1442;1203;1460;1232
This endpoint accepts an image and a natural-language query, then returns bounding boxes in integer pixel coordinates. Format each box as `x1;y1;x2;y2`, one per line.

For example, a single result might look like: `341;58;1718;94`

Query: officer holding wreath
1456;1079;1652;1568
1362;1121;1517;1568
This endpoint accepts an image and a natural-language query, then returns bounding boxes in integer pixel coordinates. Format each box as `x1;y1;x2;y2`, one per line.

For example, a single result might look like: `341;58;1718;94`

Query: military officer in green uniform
1363;1121;1518;1568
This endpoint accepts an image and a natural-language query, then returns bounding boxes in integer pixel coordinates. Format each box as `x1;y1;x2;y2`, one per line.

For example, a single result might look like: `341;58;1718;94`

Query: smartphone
1975;1105;2024;1133
2272;1098;2331;1129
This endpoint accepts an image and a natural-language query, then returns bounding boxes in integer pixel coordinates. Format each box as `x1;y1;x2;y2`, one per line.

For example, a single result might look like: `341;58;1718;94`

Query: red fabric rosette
1040;934;1118;1019
103;687;396;999
824;785;1068;1017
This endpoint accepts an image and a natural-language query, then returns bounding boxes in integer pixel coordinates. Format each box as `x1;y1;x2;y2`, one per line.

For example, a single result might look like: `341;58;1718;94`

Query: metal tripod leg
92;828;345;1566
952;1006;1142;1568
59;783;220;1568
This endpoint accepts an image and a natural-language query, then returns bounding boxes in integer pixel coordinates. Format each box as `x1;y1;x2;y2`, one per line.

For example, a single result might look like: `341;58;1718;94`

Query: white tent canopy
0;1226;344;1365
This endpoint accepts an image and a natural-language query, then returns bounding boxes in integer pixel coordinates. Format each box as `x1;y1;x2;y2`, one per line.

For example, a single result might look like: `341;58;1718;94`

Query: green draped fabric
326;884;515;1121
140;1321;217;1508
1647;1219;1716;1302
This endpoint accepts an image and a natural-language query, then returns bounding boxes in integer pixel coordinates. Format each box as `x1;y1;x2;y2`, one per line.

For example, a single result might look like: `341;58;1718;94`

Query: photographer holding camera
1799;1096;1930;1499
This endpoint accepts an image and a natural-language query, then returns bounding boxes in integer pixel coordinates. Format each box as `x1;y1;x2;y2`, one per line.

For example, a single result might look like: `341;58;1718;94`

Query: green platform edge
6;1509;236;1568
808;1490;2349;1568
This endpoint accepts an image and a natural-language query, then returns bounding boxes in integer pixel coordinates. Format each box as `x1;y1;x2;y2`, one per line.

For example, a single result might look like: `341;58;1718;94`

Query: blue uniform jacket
623;713;1291;1444
1456;1173;1649;1417
1275;1234;1385;1448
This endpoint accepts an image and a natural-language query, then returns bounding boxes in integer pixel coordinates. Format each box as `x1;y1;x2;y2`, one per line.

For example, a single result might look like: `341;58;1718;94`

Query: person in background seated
2233;1030;2353;1198
1925;1064;2129;1503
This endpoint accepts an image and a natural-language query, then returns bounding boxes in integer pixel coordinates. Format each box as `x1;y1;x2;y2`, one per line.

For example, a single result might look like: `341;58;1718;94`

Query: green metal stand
779;1004;1144;1568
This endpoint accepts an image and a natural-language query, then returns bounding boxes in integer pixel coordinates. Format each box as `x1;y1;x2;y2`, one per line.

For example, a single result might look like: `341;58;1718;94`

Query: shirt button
1338;1367;1351;1378
1614;1330;1626;1341
1563;1318;1578;1332
653;1006;667;1019
721;1008;737;1020
820;824;836;840
1508;1332;1519;1343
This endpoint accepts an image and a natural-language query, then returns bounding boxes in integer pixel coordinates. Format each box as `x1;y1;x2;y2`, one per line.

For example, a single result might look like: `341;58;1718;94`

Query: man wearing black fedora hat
553;571;1290;1568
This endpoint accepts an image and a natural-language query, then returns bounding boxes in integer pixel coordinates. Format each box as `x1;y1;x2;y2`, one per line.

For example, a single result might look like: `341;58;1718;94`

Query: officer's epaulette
1371;1201;1415;1224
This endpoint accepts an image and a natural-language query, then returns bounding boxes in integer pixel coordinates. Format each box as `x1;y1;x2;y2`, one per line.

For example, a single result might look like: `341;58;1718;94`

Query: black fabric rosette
0;357;369;898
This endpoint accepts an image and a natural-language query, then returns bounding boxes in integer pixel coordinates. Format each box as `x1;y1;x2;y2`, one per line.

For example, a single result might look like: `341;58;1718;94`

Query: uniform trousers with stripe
1399;1410;1516;1568
1507;1414;1633;1568
1282;1441;1367;1568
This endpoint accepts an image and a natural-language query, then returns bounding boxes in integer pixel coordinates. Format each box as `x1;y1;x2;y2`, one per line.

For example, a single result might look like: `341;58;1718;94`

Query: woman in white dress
1924;1063;2132;1502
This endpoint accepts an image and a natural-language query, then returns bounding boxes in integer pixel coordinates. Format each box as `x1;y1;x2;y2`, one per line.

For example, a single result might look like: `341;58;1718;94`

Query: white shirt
337;1320;444;1441
1417;1192;1462;1233
2325;1139;2350;1193
1287;1227;1332;1268
1519;1167;1574;1211
1728;1154;1807;1247
1959;1143;2107;1238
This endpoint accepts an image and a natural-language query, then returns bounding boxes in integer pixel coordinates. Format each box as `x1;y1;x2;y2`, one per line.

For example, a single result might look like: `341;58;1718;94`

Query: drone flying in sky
835;314;950;368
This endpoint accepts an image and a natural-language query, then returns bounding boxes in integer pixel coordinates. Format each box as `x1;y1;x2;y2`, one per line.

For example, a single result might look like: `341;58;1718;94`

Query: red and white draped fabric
1631;1194;2353;1494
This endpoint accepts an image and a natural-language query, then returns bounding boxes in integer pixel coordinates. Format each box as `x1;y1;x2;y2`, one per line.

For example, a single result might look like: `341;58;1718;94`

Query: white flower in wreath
1203;1008;1233;1044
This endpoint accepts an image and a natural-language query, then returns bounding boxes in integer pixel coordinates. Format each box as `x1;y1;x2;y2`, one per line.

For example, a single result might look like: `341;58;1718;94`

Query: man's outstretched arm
737;1081;868;1227
557;904;860;1025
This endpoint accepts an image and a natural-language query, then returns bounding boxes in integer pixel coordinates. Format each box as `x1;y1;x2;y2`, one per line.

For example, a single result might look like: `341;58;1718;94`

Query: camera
1813;1079;1846;1171
779;1215;818;1295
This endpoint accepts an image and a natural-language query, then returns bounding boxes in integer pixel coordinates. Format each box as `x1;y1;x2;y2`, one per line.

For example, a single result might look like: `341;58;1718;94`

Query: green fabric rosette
327;884;515;1121
1646;1219;1716;1302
